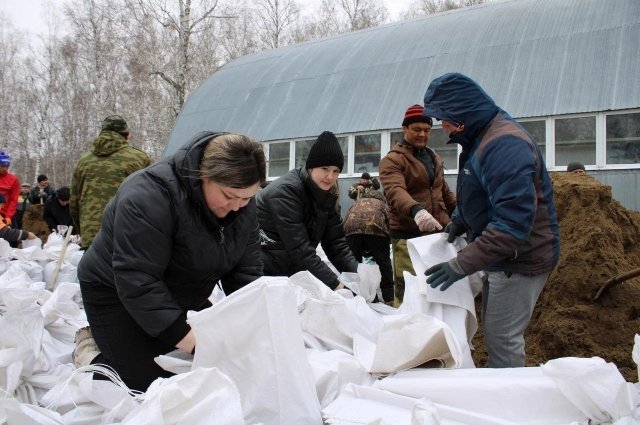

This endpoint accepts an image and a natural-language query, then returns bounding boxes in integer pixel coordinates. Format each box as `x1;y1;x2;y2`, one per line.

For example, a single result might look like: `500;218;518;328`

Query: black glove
444;222;465;243
425;259;467;291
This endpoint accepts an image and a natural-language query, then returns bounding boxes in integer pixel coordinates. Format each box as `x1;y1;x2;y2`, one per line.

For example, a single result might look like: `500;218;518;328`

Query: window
429;127;458;171
555;116;596;167
354;133;381;173
295;139;314;168
519;120;546;160
267;142;290;178
390;128;457;170
606;112;640;164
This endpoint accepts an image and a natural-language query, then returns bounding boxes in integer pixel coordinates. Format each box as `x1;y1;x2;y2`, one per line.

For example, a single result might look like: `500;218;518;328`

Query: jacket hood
423;73;500;141
92;130;130;156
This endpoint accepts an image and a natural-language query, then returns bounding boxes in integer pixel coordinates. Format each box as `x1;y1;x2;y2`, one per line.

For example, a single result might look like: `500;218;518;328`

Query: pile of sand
472;172;640;381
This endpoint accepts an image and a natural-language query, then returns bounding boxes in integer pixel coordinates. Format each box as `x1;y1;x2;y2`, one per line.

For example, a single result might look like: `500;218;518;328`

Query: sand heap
472;172;640;381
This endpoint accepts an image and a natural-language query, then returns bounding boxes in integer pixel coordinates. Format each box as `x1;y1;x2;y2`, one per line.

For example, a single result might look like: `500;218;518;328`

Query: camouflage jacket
70;130;150;248
343;194;390;238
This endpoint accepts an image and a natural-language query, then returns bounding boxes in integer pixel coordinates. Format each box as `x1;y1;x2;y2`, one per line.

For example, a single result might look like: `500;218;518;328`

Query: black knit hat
57;187;70;201
402;104;433;127
306;131;344;171
361;172;371;180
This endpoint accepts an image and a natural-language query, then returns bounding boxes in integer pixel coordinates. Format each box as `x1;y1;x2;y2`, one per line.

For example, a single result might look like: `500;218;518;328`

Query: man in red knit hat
379;104;457;305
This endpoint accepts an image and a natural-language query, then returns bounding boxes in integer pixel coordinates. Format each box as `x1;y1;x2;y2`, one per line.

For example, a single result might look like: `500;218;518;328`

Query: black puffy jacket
256;167;358;289
78;131;263;345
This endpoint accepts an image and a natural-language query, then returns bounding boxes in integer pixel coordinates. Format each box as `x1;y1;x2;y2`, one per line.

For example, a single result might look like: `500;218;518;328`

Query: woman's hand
176;330;196;354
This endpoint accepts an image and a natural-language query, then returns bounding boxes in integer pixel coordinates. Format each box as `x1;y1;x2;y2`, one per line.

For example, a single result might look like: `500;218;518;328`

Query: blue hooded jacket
424;73;559;275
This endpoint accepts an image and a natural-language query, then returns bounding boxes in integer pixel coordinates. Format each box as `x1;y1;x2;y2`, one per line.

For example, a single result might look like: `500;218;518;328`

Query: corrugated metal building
165;0;640;211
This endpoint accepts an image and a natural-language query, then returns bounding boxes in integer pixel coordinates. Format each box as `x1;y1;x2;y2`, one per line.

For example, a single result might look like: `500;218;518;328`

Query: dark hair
199;134;266;188
37;174;48;183
57;187;71;201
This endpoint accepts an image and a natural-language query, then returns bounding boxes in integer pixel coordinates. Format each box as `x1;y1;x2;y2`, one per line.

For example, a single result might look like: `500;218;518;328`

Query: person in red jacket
0;152;21;227
0;193;37;242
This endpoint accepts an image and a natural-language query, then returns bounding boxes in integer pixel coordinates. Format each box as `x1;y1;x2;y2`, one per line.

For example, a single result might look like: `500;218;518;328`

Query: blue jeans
482;271;548;367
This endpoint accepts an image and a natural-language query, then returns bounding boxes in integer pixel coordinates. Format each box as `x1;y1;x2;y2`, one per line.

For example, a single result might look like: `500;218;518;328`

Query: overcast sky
0;0;414;34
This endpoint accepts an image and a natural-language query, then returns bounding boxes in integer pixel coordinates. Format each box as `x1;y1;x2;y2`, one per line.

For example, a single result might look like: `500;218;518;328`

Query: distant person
423;72;560;368
29;174;54;204
12;183;31;230
0;193;37;243
0;151;21;227
75;132;266;392
343;185;393;304
348;172;382;200
379;104;457;304
257;131;358;290
70;114;150;249
566;161;586;174
43;187;77;234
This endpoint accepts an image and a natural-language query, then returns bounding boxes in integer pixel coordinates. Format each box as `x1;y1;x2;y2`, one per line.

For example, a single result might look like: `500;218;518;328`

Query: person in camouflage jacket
343;187;393;303
70;115;150;249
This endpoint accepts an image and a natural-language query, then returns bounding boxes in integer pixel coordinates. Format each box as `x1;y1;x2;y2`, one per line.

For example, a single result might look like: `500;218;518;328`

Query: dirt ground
471;172;640;381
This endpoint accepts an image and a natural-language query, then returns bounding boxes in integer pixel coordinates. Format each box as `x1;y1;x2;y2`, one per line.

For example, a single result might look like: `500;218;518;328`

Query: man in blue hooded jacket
423;73;560;368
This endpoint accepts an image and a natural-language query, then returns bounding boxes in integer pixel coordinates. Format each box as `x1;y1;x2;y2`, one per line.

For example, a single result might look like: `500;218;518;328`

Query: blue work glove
444;222;465;243
425;258;467;291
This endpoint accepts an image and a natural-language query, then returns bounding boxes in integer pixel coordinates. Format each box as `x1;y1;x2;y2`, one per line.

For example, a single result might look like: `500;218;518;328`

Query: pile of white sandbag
1;234;639;425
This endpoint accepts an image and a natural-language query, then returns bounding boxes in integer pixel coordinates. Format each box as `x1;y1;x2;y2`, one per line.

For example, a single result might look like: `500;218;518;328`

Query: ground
471;172;640;381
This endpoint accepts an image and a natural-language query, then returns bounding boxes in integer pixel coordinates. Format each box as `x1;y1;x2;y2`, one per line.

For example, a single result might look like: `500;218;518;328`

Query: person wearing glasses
379;104;457;305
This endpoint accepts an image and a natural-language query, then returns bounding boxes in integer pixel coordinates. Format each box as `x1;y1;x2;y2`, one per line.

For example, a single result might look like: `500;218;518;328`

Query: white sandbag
294;271;362;353
374;367;589;425
306;349;375;408
322;383;439;425
400;273;475;368
6;260;44;284
120;367;244;425
40;282;83;326
633;334;640;382
43;261;78;288
19;237;42;251
355;310;462;374
405;234;481;329
340;263;381;302
155;349;193;375
41;366;140;424
189;277;322;425
541;357;639;423
0;238;12;257
0;396;64;425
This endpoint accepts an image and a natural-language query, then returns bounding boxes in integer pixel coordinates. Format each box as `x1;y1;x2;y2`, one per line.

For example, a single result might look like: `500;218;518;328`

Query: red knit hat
402;104;433;127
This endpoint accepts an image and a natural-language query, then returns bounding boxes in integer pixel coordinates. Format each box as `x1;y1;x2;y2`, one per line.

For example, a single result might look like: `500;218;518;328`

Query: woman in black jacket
76;132;266;391
256;131;358;290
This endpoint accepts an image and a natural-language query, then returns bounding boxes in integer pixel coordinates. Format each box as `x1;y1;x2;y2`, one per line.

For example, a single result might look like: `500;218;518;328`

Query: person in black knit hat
256;131;359;291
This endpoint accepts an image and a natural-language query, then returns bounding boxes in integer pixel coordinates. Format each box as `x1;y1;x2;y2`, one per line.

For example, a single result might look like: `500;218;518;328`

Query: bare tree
338;0;388;31
401;0;488;20
127;0;225;114
253;0;300;49
218;3;259;62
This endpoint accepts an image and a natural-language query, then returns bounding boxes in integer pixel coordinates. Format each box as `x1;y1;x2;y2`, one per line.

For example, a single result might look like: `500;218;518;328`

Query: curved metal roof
165;0;640;156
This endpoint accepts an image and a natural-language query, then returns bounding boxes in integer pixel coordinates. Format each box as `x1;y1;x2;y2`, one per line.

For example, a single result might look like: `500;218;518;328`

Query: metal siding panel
165;0;640;157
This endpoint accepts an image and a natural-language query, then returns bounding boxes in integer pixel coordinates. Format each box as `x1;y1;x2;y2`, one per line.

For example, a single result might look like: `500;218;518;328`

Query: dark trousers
80;281;175;392
346;234;394;302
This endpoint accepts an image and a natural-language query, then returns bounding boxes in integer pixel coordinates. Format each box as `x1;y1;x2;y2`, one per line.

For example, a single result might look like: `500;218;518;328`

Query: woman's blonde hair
200;134;266;188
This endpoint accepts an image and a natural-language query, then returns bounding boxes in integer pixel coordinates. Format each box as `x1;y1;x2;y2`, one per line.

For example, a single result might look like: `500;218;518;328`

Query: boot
72;326;101;368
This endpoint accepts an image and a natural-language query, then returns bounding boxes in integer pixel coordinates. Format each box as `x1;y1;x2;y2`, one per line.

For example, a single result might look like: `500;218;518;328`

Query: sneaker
72;326;101;368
